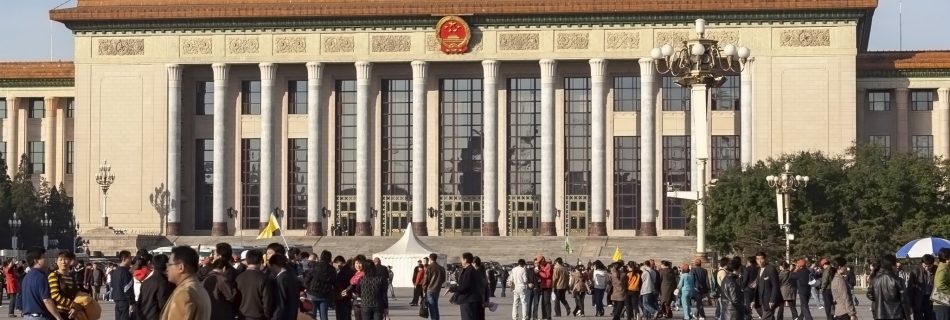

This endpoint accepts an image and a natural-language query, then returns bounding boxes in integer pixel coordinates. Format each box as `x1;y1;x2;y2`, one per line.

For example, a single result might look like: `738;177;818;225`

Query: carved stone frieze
556;32;589;50
707;31;739;45
97;39;145;56
780;29;831;47
227;37;260;54
606;32;640;50
274;36;306;54
371;35;411;53
426;35;439;51
323;36;355;53
181;38;212;55
654;31;688;47
499;33;540;51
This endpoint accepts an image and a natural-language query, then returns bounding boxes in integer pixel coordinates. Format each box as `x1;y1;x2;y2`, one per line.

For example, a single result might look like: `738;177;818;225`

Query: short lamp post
9;212;21;250
69;217;79;253
766;163;809;262
95;161;116;227
427;207;443;236
227;207;242;246
40;212;52;249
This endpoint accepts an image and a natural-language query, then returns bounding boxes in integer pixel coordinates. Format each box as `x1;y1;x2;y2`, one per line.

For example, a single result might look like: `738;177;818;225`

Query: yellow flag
256;214;281;240
612;246;622;262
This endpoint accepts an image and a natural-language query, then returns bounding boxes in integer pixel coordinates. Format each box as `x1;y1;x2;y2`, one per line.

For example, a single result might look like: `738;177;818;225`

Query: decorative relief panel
181;38;212;55
499;33;540;51
556;32;589;50
426;35;439;52
274;36;306;54
227;37;260;54
654;31;688;47
780;29;831;47
323;36;355;53
97;39;145;56
606;32;640;50
707;31;739;45
428;32;482;52
371;35;411;53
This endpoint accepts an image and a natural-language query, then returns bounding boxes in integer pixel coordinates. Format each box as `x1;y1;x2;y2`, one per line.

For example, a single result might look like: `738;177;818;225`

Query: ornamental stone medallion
97;39;145;56
655;31;688;47
606;32;640;50
499;33;540;51
323;36;355;53
274;36;306;54
181;38;212;55
556;32;590;50
780;29;831;47
227;37;260;54
370;35;411;53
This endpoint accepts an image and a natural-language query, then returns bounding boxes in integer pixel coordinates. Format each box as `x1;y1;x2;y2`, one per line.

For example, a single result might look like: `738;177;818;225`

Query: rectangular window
869;135;891;157
29;99;45;118
663;136;690;230
565;77;592;195
196;82;214;115
911;90;935;111
241;138;261;229
912;135;934;159
195;139;213;230
711;75;740;111
711;135;740;178
613;76;640;112
336;80;358;195
29;141;44;174
241;81;262;115
662;76;690;111
0;142;6;163
867;90;891;111
0;98;8;119
289;81;308;115
613;136;640;230
66;141;74;174
287;138;307;230
508;77;541;196
382;79;412;196
439;78;483;196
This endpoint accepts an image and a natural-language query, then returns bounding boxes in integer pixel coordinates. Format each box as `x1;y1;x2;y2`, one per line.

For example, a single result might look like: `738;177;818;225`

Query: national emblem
436;16;471;54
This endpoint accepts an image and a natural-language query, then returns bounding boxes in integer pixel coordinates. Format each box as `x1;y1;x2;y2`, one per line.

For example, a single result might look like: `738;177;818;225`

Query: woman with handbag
570;265;590;317
932;248;950;320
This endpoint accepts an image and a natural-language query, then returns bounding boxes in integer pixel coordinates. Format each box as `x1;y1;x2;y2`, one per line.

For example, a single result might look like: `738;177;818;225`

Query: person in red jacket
537;255;554;320
3;259;20;317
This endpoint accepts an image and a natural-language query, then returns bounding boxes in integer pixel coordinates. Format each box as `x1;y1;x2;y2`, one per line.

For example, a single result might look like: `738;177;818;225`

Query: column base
166;222;181;236
481;222;499;236
639;221;657;236
211;222;228;237
306;222;324;236
355;222;373;236
412;222;428;236
540;222;557;236
588;222;607;236
694;252;709;264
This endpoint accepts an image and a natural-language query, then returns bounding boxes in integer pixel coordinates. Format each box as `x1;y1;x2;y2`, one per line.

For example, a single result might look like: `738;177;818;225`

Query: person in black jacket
450;252;486;320
269;254;301;320
722;257;749;320
236;249;274;320
111;250;136;320
868;254;910;320
306;250;336;320
333;256;355;320
359;263;390;320
755;252;782;320
791;259;814;320
202;259;239;320
741;256;763;319
137;254;172;320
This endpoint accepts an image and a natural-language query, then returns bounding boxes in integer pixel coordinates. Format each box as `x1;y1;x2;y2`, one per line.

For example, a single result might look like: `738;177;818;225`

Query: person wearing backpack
713;257;728;320
306;250;336;320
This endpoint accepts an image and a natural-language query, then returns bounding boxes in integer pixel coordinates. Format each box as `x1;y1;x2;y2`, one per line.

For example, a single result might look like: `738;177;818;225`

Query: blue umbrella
896;237;950;258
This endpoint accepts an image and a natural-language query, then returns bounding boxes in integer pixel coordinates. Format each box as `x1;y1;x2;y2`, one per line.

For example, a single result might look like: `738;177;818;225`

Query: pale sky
0;0;947;61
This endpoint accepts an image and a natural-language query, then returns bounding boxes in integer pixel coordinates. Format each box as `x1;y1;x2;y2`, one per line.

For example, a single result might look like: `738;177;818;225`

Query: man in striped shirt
48;252;80;319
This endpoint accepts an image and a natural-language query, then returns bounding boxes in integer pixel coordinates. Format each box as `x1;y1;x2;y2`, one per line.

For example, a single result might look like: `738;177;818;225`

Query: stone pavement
0;287;876;320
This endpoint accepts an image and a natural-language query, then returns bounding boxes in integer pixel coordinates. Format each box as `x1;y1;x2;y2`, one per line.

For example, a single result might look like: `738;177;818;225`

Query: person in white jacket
641;262;659;319
508;259;529;320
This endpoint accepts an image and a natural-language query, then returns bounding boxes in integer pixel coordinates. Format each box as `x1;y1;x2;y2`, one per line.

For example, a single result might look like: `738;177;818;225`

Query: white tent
372;227;447;288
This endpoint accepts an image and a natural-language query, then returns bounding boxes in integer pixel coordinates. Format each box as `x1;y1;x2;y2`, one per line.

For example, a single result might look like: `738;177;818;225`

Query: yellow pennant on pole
256;215;281;240
612;246;622;262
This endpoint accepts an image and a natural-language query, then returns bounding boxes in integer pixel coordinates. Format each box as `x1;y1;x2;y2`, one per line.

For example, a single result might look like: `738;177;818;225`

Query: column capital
540;59;557;81
412;60;429;80
481;60;499;79
938;87;950;95
740;57;755;74
306;62;324;81
355;61;372;81
259;63;278;82
638;58;656;77
589;59;608;79
166;64;183;83
212;63;230;81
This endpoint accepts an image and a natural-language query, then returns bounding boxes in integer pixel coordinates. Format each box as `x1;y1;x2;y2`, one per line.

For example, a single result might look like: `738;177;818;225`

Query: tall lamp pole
766;163;809;262
40;212;52;249
9;212;21;250
95;161;116;227
654;18;751;261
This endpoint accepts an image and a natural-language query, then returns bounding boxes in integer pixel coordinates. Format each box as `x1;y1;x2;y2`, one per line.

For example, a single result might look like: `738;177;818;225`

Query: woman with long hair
591;260;609;317
570;264;590;316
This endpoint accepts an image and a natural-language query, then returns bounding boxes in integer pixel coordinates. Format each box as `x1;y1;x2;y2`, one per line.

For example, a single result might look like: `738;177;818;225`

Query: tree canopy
0;154;75;250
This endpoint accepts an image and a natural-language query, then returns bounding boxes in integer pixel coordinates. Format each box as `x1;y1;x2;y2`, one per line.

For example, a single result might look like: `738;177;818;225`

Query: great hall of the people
0;0;948;240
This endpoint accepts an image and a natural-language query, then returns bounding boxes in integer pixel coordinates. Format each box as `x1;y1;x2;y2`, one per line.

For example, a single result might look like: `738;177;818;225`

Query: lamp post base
540;222;557;236
412;222;428;236
102;217;109;228
166;222;181;236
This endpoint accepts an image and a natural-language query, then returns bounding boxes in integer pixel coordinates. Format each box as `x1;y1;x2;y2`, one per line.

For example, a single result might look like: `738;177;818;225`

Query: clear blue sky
0;0;947;61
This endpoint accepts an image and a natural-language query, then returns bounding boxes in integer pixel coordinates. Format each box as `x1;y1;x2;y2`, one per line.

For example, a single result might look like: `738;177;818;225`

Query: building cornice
0;78;75;88
857;69;950;79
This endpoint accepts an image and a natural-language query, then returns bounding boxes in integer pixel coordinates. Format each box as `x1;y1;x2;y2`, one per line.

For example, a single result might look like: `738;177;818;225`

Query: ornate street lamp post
227;207;241;245
654;18;751;260
40;212;52;249
9;212;21;250
95;161;116;227
766;163;809;262
69;216;79;253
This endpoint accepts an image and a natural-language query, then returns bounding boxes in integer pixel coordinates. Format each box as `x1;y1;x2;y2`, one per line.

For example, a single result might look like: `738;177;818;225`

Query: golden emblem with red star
436;16;471;54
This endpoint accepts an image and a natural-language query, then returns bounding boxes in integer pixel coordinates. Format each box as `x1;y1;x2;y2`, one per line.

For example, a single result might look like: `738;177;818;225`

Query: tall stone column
43;97;56;186
306;62;325;236
259;63;278;227
540;59;557;236
638;59;658;236
740;58;755;169
896;88;910;152
166;64;183;236
481;60;500;236
5;97;17;177
411;61;430;236
355;61;374;236
938;88;950;159
588;59;608;236
211;63;230;236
